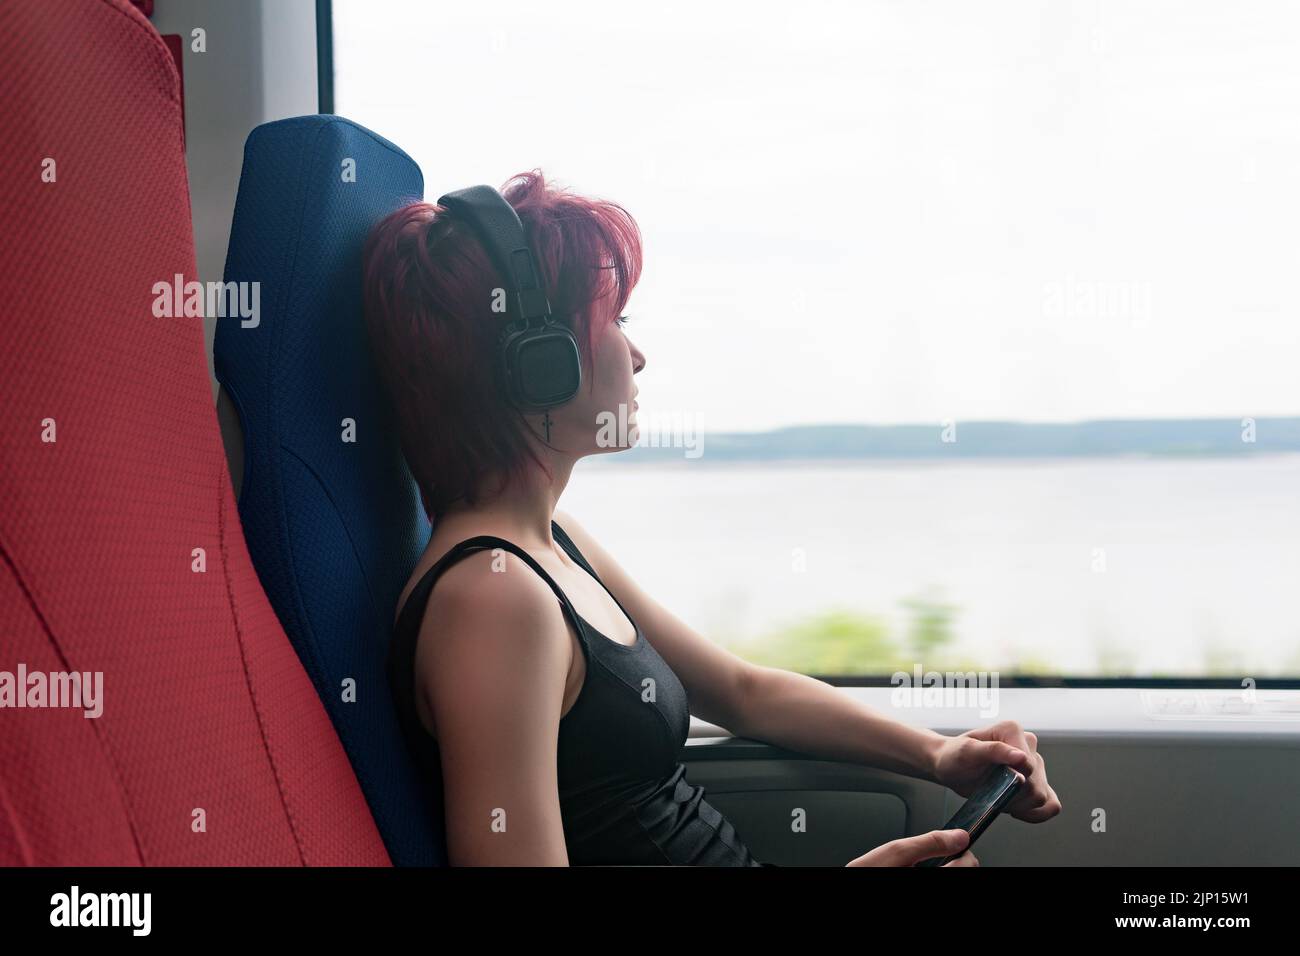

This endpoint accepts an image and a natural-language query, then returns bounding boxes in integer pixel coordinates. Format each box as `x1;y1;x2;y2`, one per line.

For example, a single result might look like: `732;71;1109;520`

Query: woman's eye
615;314;631;329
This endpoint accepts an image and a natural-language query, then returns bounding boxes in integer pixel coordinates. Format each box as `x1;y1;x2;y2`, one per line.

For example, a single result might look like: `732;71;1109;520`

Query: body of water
563;455;1300;677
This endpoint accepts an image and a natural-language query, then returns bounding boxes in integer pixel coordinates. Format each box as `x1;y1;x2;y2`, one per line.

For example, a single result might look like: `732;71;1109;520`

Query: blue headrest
215;115;443;866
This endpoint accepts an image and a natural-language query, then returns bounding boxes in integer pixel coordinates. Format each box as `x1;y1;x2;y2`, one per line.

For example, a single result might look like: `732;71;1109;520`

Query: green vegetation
725;594;1300;678
735;592;986;674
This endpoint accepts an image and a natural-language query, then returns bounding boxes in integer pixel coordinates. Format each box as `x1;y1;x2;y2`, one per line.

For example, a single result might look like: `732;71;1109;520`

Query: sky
335;0;1300;433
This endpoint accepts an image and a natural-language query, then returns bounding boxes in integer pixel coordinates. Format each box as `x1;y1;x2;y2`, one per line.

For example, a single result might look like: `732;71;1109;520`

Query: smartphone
916;763;1023;867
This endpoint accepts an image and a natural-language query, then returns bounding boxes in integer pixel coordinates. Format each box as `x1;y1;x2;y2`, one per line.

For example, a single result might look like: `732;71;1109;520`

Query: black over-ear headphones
435;184;583;415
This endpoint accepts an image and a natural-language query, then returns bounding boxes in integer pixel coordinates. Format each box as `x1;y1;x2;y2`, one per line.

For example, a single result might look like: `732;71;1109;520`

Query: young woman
363;170;1061;866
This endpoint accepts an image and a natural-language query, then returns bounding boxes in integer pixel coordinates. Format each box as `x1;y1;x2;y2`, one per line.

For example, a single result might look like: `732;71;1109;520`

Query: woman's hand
932;719;1062;823
845;829;978;866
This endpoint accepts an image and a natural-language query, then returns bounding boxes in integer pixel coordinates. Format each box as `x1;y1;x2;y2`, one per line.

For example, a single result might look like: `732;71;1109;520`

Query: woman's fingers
893;828;969;866
846;828;971;866
942;850;980;867
1010;750;1063;822
905;828;970;866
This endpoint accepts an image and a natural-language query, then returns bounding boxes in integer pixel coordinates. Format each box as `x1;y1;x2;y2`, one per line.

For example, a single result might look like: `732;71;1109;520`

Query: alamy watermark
152;274;260;327
890;664;1000;718
1;664;103;718
1042;276;1152;328
596;403;704;458
50;886;150;936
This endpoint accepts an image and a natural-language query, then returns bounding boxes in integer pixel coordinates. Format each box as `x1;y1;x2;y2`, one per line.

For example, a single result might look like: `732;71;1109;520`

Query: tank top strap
550;520;599;579
397;534;591;660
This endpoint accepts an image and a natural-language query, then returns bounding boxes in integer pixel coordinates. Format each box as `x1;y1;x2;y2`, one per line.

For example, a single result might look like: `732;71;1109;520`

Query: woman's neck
434;456;576;550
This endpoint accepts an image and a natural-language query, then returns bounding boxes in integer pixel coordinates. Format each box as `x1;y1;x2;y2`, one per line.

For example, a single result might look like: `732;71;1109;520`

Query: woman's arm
414;548;574;865
553;510;947;782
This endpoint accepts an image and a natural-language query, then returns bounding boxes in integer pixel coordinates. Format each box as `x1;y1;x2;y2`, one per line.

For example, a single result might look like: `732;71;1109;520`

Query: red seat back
0;0;390;866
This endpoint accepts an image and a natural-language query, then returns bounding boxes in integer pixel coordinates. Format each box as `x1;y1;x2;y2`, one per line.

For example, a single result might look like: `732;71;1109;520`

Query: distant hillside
609;417;1300;464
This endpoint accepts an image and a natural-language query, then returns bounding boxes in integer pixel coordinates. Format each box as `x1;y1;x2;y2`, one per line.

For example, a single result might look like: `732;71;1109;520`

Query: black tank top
387;520;771;866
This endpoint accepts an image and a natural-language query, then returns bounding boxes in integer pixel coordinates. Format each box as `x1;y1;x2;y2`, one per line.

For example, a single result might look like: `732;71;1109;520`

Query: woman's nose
630;339;646;374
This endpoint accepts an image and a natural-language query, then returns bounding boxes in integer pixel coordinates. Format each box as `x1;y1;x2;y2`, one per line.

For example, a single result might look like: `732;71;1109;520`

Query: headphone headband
435;184;552;324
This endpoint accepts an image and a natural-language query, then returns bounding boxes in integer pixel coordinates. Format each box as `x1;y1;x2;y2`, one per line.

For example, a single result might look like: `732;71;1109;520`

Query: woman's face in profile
550;309;645;457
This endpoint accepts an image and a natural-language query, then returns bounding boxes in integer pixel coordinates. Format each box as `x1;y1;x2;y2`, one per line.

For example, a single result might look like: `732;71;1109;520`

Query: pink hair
362;169;643;522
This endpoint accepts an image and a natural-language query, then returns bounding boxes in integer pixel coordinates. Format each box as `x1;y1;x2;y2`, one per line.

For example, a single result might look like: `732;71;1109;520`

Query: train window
333;0;1300;681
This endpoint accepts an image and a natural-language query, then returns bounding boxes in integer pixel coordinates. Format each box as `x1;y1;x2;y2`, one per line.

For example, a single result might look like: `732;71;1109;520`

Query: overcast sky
336;0;1300;432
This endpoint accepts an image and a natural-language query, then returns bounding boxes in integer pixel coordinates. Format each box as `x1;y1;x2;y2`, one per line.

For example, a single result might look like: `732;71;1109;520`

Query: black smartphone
916;763;1023;867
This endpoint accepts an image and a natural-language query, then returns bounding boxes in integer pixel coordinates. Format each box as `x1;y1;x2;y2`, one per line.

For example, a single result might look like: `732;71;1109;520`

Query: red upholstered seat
0;0;390;866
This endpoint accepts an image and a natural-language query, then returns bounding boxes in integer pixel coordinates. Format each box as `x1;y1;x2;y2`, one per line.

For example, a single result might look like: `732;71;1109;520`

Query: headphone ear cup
503;326;583;411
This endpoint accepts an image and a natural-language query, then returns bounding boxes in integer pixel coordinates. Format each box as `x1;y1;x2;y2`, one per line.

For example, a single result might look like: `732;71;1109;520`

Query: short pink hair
362;169;643;522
